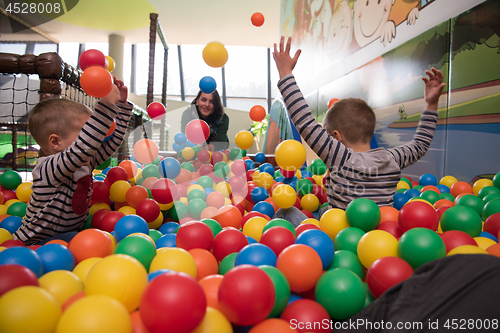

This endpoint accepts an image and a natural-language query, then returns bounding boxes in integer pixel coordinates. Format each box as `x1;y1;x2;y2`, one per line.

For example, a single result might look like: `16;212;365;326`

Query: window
58;42;79;68
33;43;57;55
0;43;27;54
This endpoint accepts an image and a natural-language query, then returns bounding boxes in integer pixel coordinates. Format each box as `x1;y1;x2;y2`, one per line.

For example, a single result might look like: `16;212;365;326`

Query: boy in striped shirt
272;37;445;217
13;76;132;245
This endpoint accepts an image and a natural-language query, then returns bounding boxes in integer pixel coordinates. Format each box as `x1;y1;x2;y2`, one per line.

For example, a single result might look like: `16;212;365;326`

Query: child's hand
113;75;128;103
102;84;120;105
422;67;446;110
273;36;302;79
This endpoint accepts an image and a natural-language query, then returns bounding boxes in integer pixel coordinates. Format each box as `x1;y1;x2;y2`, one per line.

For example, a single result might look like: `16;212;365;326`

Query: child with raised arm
13;76;133;245
273;36;445;214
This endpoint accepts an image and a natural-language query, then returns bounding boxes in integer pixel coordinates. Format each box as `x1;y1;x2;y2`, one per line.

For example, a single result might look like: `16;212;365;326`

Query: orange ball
450;181;473;198
486;243;500;258
434;199;454;209
379;206;399;223
200;206;219;220
45;239;68;247
68;229;113;264
249;318;298;333
80;66;113;98
188;248;219;280
276;244;323;293
264;197;279;213
421;185;441;194
249;105;266;122
175;169;192;185
130;310;150;333
250;12;265;27
141;177;158;190
118;160;138;179
199;274;223;310
133;139;159;164
125;185;149;208
61;290;86;312
214;205;242;229
206;191;225;209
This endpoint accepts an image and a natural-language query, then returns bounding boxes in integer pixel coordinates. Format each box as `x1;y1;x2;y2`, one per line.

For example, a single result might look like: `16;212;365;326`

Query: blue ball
185;140;197;148
251;186;269;203
393;192;409;210
404;188;421;199
244;159;255;170
436;184;450;194
158;157;181;179
252;201;275;219
172;142;185;152
0;216;22;234
287;293;303;305
282;176;298;189
259;163;275;176
246;236;258;244
419;173;438;186
254;152;266;164
235;243;277;267
204;187;215;196
174;132;187;145
479;231;498;242
301;170;312;178
274;176;285;183
199;76;217;94
295;229;334;269
101;167;111;175
155;233;177;248
0;246;43;277
35;243;75;273
114;215;149;242
148;269;174;281
158;221;180;234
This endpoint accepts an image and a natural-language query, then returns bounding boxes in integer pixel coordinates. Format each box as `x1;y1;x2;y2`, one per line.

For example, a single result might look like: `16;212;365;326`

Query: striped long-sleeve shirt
278;74;438;209
13;99;133;245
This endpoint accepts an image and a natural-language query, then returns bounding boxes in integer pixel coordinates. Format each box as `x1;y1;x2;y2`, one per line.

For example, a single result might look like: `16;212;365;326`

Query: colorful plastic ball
168;201;189;221
276;244;323;293
455;194;484;216
113;214;149;241
213;161;230;178
274;140;306;171
0;286;61;333
14;181;32;202
202;42;228;68
241;216;268;242
0;170;22;190
398;228;446;269
150;247;197;278
134;198;160;223
108;180;131;203
151;178;178;204
474;236;496;250
199;75;217;94
440;205;482;237
280;299;330;333
333;226;365;254
252;201;275;219
0;215;22;234
191;307;233;333
36;243;75;273
418;173;437;186
295;229;334;269
315;267;365;320
366;256;413;298
0;263;39;297
218;252;237;275
345;198;381;232
133;139;159;164
483;213;500;239
105;55;115;71
38;270;83;306
482;198;500;221
447;244;488;255
450;181;473;198
235;130;254;150
327;249;364;279
393;192;410;210
158;221;178;234
106;166;129;184
398;200;439;232
212;228;248;262
250;12;265;27
310;159;327;175
419;189;440;204
251;186;269;203
147;102;166;120
185;119;210;144
356;230;399;269
114;234;156;271
439;230;477;253
300;193;320;212
187;248;218;280
473;178;493;196
80;65;113;98
0;246;43;277
79;48;106;70
259;226;295;257
235;243;277;267
250;105;266;122
439;175;457;188
157;157;180;180
218;264;275;326
174;132;187;145
319;208;349;240
176;221;214;251
259;266;291;319
155;233;177;248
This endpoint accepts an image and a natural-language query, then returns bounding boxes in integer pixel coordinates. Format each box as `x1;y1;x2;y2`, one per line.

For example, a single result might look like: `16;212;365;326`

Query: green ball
241;149;247;157
362;282;375;308
149;229;163;242
483;193;500;204
83;215;93;230
192;146;201;157
482;198;500;221
200;218;223;237
412;185;424;192
310;159;327;175
213;162;230;179
398;228;446;269
326;250;364;279
455;194;484;216
218;252;238;275
478;186;500;200
396;188;407;194
262;218;296;237
419;190;440;204
151;156;162;166
441;205;482;237
296;179;313;196
229;148;243;161
315;268;365;320
274;169;283;178
114;234;157;271
168;201;188;221
187;198;206;220
400;178;412;188
439;192;455;202
260;265;291;318
96;158;111;170
6;202;27;218
181;162;195;172
187;189;206;202
197;176;213;189
0;170;22;190
493;172;500;189
345;198;381;232
334;227;365;254
142;164;161;179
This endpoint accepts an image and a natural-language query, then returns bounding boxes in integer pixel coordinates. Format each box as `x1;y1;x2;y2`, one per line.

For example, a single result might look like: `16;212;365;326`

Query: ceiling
1;0;282;47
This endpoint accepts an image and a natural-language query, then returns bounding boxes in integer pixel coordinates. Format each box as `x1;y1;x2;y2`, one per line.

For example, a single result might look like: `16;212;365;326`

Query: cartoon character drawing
353;0;396;47
309;0;333;46
326;0;354;58
292;0;313;43
398;105;407;120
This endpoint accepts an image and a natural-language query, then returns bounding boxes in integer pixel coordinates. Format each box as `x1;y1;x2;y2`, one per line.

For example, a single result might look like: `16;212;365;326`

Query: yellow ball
235;130;254;150
439;175;458;188
473;178;493;196
148;211;163;229
4;199;21;207
15;182;33;202
275;139;306;171
187;184;205;194
118;205;136;215
474;237;497;250
447;245;488;256
357;230;399;269
0;286;61;333
182;147;195;160
39;270;84;306
319;208;349;241
242;216;268;242
258;172;274;189
85;254;148;312
301;218;320;226
56;295;132;333
89;202;111;215
0;205;8;215
150;247;197;278
180;197;189;205
301;194;320;212
192;307;233;333
105;55;115;72
312;174;324;185
295;169;302;180
397;180;411;190
202;42;229;68
73;257;103;286
159;201;174;211
101;231;117;251
215;181;232;197
272;184;297;209
109;180;131;203
0;228;12;243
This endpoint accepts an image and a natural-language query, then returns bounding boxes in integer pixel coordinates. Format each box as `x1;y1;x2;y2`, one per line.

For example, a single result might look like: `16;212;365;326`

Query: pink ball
176;221;214;251
147;102;166;120
398;201;439;232
185;119;210;144
366;256;414;298
230;160;247;176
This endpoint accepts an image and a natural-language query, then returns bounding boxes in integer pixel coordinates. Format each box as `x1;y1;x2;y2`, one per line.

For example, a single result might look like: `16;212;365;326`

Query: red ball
79;49;106;71
228;176;245;193
106;166;129;184
151;179;179;204
483;213;500;239
259;226;296;256
246;170;256;183
198;164;214;177
185;119;210;144
366;257;413;298
140;272;206;333
1;190;17;202
197;150;211;163
230;159;247;176
376;220;404;240
250;12;265;27
439;230;477;253
0;264;39;297
91;181;110;203
176;221;214;251
80;66;113;98
91;209;110;229
327;98;340;109
100;211;125;232
218;265;275;326
398;201;439;232
240;211;269;229
249;105;266;122
1;239;26;248
211;151;224;164
436;206;451;219
280;299;331;333
301;209;315;219
136;198;160;223
212;228;248;262
147;102;166;120
295;223;320;237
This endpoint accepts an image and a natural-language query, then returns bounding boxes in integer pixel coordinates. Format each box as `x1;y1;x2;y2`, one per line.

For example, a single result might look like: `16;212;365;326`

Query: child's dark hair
322;98;376;144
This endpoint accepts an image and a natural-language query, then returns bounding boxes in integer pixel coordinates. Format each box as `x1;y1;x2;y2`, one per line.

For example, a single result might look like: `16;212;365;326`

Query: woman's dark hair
191;90;224;119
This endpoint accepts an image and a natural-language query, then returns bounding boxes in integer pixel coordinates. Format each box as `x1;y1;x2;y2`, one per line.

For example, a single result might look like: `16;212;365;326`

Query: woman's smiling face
196;93;215;119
